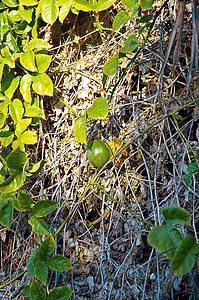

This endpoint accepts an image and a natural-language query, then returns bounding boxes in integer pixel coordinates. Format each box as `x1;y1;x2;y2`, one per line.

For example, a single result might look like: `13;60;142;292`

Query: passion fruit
87;140;110;168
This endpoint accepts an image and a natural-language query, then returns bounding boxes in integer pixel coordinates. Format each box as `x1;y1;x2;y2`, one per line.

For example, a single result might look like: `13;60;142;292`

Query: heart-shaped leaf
87;97;108;120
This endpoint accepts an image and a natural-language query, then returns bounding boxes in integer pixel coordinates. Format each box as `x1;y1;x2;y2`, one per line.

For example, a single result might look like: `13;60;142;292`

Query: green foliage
147;206;199;276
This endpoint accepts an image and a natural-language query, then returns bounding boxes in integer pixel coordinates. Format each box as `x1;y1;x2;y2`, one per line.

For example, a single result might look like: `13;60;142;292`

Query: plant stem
96;183;154;227
0;269;26;289
108;0;169;104
172;114;199;169
53;92;79;118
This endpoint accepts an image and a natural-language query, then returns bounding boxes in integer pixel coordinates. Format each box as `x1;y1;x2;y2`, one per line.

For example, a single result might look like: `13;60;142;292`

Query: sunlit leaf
17;191;33;209
59;4;71;23
87;97;108;120
28;216;50;235
74;0;116;11
140;0;154;9
41;0;59;25
26;39;52;51
32;200;59;217
2;0;18;7
20;74;33;103
32;73;53;96
20;50;37;72
5;76;20;99
103;52;119;76
7;146;28;171
15;118;32;137
35;54;51;73
73;114;87;144
120;34;138;53
0;171;24;193
24;105;46;119
9;98;24;123
20;130;38;144
46;255;72;271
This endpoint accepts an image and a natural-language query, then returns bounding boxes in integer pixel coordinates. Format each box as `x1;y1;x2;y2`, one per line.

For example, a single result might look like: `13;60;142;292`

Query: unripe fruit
87;140;110;168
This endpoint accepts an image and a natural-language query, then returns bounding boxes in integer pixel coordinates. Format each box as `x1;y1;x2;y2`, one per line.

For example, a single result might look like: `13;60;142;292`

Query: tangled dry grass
1;0;199;299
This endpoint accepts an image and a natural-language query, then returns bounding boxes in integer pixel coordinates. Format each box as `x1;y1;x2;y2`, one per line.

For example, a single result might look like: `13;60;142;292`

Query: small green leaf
113;10;132;32
19;0;38;5
26;39;52;51
26;160;45;176
9;98;24;123
2;0;18;7
163;206;192;226
73;114;87;144
5;77;20;99
171;236;199;276
48;286;74;300
38;234;55;261
20;50;37;72
7;146;28;171
35;54;51;73
74;0;116;11
46;255;72;271
103;52;119;76
140;0;154;9
35;262;48;285
32;200;59;217
187;163;198;173
27;249;38;277
147;226;182;259
24;105;46;119
32;73;53;96
87;97;108;120
0;109;7;129
20;74;33;103
21;285;31;297
15;118;32;137
120;34;138;53
0;171;24;193
59;4;71;23
12;139;25;151
41;0;59;25
20;130;38;144
28;216;50;235
30;279;46;300
20;8;33;23
0;201;13;230
17;191;33;209
6;31;19;52
0;194;16;208
183;173;193;186
0;126;14;147
1;46;15;68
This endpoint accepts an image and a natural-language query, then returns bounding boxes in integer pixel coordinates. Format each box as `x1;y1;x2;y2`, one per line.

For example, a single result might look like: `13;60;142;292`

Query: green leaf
6;32;19;52
38;234;55;261
32;73;53;96
7;146;28;171
87;97;108;120
24;105;46;119
0;194;16;208
15;118;32;137
40;0;59;25
46;255;72;271
27;249;38;277
19;0;38;5
26;39;52;51
30;279;46;300
21;285;31;297
59;4;71;23
32;200;59;217
35;54;51;73
73;114;87;145
26;160;45;176
112;10;132;32
12;139;25;151
140;0;154;9
120;34;138;53
17;191;33;209
0;109;7;129
187;163;198;173
2;0;18;7
163;206;192;226
28;216;50;235
0;126;14;147
9;98;24;123
121;0;139;9
1;46;15;68
20;8;33;23
48;286;74;300
5;77;20;99
35;262;48;285
147;226;182;259
0;201;13;230
20;50;37;72
0;171;24;193
183;173;193;186
20;74;33;103
171;236;199;276
74;0;116;11
20;130;38;144
103;52;119;76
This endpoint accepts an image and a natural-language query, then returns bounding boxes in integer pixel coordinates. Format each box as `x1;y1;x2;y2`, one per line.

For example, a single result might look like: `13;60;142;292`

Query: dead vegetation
1;1;199;299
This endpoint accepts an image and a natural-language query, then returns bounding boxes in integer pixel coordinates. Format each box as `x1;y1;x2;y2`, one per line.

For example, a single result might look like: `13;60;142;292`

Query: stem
96;183;154;227
108;0;169;104
172;114;199;169
53;92;79;118
0;269;26;289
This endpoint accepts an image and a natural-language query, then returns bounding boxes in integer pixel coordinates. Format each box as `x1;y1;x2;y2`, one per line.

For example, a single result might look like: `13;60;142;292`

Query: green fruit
87;140;110;168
